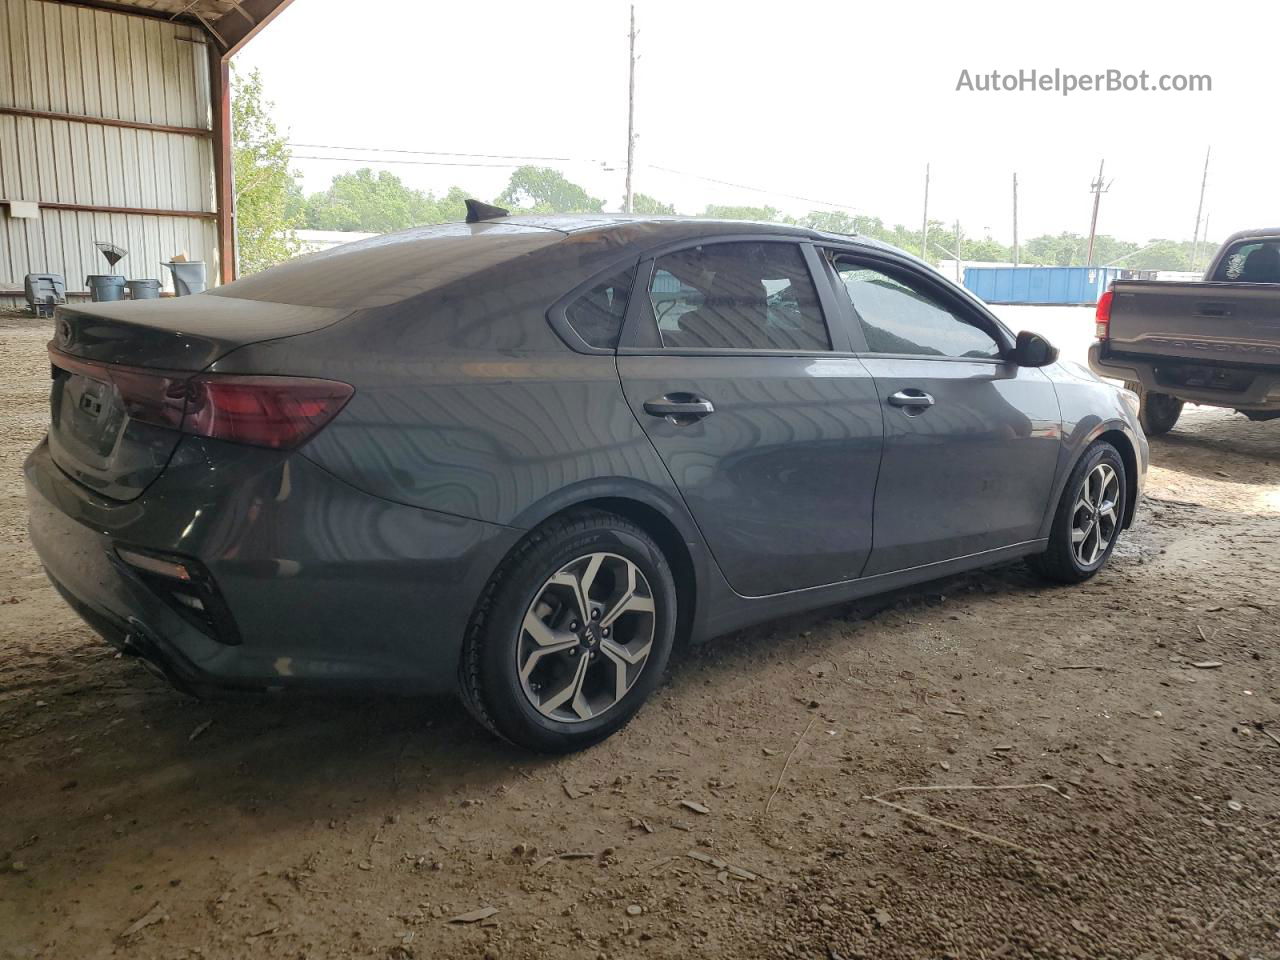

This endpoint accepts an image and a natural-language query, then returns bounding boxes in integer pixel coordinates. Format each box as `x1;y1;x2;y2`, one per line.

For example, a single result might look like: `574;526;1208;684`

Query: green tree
1124;239;1195;272
498;166;604;213
1023;232;1085;267
232;67;302;274
964;234;1013;263
630;193;677;215
305;169;468;232
699;203;783;222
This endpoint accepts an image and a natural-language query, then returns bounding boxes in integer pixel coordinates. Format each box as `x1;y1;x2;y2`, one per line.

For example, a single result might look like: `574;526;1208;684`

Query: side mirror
1011;330;1059;367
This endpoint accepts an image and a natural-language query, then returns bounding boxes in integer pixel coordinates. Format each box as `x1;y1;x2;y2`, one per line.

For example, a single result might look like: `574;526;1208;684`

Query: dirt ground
1;308;1278;960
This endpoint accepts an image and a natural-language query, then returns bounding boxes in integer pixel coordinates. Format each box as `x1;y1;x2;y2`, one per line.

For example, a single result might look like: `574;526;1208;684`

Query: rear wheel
1029;441;1127;584
1125;380;1183;435
459;510;677;753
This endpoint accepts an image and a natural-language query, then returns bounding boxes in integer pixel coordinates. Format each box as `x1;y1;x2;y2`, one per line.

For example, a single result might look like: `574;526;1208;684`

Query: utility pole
1085;159;1110;266
954;219;962;283
1012;172;1020;267
624;5;637;213
1191;146;1210;271
920;163;930;259
1200;213;1211;274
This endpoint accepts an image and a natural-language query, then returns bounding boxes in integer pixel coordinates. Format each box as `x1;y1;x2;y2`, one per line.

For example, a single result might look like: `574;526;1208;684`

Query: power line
287;142;592;163
291;154;531;169
645;163;860;213
287;143;863;214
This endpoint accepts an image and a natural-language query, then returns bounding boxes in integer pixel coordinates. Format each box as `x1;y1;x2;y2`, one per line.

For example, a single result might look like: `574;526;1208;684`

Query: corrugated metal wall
0;0;218;300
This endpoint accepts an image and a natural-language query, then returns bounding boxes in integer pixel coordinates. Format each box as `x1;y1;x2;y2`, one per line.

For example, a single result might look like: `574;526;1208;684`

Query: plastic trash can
86;275;126;302
24;274;67;317
126;279;161;300
163;261;206;296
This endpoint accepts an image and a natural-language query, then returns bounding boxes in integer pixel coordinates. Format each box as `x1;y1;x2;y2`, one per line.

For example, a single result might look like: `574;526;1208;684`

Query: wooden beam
38;201;216;219
209;0;295;58
209;48;236;283
0;106;211;138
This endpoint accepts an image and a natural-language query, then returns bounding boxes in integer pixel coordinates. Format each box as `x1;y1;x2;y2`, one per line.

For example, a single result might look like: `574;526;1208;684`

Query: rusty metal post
209;46;235;284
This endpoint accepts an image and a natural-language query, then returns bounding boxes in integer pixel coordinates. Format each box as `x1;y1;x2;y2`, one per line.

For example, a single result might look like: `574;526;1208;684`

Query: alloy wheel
516;552;656;723
1071;463;1120;567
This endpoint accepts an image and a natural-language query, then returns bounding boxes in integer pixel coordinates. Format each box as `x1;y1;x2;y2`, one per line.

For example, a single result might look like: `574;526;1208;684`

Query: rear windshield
207;222;562;309
1211;239;1280;283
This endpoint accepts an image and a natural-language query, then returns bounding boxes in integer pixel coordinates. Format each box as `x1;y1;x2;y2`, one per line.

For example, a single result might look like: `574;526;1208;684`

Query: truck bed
1107;280;1280;367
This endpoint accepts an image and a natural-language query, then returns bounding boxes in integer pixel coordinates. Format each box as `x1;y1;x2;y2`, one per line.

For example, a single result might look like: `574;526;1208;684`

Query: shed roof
61;0;295;57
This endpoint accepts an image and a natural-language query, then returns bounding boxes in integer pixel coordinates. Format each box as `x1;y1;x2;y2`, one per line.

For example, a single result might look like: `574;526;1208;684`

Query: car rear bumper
1089;343;1280;411
24;437;522;695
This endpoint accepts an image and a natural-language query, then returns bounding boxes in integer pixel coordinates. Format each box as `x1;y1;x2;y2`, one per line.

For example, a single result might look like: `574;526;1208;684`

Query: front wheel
458;510;677;753
1029;441;1127;584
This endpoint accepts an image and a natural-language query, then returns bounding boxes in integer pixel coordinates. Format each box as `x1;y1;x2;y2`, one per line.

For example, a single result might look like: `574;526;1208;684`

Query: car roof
494;213;911;259
209;214;907;310
496;212;820;240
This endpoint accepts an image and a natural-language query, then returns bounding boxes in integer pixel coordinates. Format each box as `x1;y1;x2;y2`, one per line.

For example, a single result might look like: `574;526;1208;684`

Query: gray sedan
25;205;1147;752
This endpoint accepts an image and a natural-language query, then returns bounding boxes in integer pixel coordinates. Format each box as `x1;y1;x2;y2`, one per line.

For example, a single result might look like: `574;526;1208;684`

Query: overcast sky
237;0;1277;246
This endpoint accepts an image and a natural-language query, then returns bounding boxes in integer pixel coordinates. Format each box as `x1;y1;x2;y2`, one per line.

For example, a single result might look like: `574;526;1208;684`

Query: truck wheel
1125;381;1183;436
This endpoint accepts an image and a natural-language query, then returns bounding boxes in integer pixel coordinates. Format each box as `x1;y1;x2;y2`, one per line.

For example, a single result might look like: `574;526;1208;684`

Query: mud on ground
1;311;1278;959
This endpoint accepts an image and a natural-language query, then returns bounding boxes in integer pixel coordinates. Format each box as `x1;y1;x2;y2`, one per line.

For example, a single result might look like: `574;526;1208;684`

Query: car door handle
643;394;716;422
887;389;935;408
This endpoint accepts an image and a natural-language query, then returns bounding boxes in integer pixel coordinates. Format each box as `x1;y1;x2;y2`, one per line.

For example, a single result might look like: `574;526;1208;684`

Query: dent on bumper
24;438;521;694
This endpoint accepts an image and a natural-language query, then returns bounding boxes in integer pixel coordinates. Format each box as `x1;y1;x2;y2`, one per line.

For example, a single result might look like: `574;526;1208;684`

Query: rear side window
835;262;1001;359
563;267;636;349
649;242;830;351
1212;240;1280;283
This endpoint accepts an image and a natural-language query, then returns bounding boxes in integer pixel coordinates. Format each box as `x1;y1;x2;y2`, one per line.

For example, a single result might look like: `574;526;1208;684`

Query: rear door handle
643;394;716;422
887;389;935;409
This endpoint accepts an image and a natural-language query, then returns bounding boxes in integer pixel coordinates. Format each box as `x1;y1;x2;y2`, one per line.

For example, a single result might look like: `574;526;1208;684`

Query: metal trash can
86;275;126;302
126;279;161;300
163;261;206;296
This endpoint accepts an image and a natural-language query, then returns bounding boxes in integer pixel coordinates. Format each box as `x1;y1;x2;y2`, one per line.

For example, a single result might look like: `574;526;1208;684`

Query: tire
458;509;677;753
1028;441;1127;584
1124;381;1183;435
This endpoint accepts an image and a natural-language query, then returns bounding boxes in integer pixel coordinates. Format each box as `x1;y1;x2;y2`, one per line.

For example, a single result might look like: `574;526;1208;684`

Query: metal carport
0;0;293;302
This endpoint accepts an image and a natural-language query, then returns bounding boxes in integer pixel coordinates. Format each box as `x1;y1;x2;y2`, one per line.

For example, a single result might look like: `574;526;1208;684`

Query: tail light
49;348;353;450
1095;289;1114;340
183;376;353;449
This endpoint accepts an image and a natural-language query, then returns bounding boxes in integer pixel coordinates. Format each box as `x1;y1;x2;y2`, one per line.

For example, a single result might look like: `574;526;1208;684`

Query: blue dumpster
963;266;1121;305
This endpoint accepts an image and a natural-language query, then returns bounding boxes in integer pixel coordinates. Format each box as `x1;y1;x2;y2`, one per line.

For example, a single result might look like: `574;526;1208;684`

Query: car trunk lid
47;296;348;501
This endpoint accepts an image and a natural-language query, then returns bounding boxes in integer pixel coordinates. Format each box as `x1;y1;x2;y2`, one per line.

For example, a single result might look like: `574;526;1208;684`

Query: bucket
163;261;207;296
126;279;161;300
86;275;126;302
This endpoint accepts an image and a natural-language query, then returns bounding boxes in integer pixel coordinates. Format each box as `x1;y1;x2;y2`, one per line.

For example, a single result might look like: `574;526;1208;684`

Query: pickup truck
1090;227;1280;433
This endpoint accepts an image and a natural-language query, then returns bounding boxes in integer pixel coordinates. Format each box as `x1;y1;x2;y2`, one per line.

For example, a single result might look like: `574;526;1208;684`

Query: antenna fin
465;199;510;223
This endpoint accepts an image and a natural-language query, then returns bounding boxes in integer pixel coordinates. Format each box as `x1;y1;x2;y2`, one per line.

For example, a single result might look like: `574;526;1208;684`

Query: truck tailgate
1108;280;1280;366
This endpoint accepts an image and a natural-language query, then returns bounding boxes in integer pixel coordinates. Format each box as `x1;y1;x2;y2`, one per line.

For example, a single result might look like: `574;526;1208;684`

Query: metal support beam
0;106;211;138
209;47;236;284
37;201;217;219
34;0;203;27
210;0;296;58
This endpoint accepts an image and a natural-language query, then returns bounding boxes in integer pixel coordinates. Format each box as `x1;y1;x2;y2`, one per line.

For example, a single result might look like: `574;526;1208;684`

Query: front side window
1212;240;1280;283
649;242;830;351
563;267;636;349
835;261;1001;359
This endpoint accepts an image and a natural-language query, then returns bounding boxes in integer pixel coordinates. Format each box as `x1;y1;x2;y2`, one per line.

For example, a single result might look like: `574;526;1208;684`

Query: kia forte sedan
25;204;1147;752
